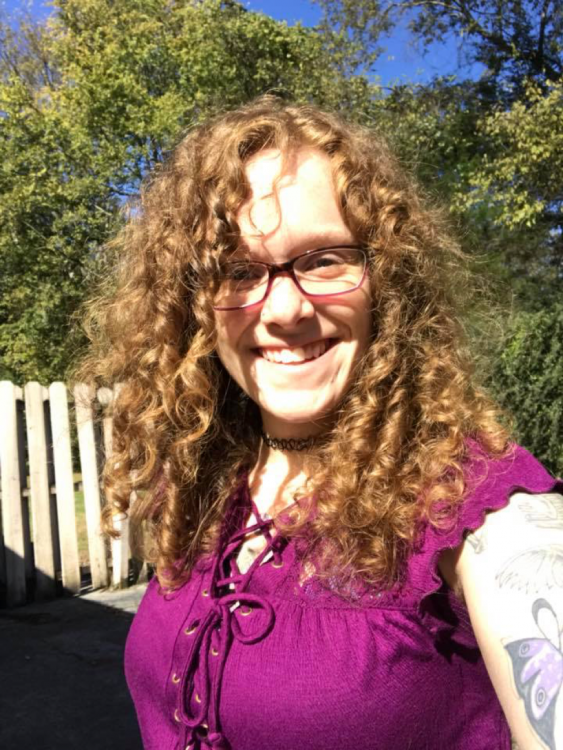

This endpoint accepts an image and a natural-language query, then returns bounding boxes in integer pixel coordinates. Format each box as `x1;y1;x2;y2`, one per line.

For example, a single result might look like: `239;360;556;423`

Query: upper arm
450;491;563;750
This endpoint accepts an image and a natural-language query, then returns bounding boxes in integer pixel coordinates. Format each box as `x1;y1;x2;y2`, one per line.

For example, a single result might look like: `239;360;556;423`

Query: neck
248;438;317;519
257;436;314;474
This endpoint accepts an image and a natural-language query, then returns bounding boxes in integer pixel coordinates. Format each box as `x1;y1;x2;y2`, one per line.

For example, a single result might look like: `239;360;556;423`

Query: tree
0;0;377;383
315;0;563;89
315;0;563;302
488;302;563;475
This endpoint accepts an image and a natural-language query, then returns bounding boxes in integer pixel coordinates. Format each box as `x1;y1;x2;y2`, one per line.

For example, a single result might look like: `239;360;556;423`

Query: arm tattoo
465;527;487;554
496;546;563;594
518;494;563;530
504;598;563;750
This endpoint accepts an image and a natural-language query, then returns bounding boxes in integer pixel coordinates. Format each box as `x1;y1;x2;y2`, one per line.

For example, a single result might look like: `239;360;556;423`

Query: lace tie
177;575;275;747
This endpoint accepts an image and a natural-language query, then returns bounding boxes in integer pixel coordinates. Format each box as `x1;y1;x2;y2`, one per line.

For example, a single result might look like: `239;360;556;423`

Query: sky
1;0;483;86
245;0;480;85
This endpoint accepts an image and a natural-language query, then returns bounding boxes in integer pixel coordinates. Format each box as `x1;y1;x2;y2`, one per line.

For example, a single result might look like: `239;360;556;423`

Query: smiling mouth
257;338;337;365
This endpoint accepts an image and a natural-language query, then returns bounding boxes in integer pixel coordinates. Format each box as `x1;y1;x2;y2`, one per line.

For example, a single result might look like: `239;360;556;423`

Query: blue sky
245;0;482;84
2;0;482;86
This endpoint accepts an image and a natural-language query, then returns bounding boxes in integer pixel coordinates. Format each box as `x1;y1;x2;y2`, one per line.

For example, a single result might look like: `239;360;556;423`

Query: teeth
260;340;330;364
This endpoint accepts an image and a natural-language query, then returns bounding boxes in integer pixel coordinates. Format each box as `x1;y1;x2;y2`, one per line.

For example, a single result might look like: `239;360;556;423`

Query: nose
259;273;315;327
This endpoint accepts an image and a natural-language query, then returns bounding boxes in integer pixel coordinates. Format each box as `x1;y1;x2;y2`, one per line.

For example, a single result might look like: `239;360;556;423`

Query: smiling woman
214;149;372;438
77;97;563;750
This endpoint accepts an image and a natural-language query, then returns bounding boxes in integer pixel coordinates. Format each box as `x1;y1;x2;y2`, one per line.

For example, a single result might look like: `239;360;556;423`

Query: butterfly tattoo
497;546;563;594
505;598;563;750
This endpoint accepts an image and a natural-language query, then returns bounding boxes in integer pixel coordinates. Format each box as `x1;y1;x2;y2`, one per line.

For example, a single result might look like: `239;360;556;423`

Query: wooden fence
0;381;132;607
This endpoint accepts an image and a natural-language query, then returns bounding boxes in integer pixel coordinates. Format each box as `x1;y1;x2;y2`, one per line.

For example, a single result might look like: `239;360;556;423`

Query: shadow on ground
0;595;142;749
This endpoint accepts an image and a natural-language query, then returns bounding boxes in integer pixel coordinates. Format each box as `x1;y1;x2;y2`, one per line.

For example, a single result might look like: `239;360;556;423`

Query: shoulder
439;443;562;591
412;442;562;595
449;469;563;749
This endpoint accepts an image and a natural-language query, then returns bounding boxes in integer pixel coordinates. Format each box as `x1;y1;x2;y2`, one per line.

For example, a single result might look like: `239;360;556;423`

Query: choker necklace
260;430;321;452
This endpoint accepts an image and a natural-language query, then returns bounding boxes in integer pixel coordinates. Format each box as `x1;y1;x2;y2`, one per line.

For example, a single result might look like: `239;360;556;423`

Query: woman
82;97;563;750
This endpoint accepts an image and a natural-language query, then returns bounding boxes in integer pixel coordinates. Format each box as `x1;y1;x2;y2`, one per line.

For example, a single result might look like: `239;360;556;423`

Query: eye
307;253;343;268
536;688;546;706
223;262;265;284
299;251;347;275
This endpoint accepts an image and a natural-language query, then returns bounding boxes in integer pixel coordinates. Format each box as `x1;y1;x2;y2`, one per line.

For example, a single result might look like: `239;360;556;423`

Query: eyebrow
235;231;356;255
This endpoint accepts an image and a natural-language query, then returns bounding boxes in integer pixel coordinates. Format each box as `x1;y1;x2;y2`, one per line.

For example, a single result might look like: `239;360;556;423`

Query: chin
257;391;339;431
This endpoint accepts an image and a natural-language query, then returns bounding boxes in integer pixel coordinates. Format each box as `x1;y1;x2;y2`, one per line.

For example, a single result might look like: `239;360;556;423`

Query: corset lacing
176;498;284;750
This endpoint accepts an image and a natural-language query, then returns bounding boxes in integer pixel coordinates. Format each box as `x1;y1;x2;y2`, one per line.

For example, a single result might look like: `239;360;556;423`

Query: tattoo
465;527;487;554
505;598;563;750
518;493;563;530
496;545;563;594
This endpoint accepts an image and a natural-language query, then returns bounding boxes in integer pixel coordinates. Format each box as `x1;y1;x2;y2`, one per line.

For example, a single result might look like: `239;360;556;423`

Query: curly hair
76;95;509;589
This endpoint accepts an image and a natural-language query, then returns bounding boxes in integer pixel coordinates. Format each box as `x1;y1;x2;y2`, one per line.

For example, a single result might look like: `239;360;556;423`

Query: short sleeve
407;443;563;640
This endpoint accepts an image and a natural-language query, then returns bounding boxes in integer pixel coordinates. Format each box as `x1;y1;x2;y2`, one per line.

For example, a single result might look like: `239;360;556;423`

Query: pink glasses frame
212;245;368;311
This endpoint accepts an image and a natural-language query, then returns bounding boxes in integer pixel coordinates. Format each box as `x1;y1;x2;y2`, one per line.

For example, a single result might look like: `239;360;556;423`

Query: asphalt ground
0;584;147;750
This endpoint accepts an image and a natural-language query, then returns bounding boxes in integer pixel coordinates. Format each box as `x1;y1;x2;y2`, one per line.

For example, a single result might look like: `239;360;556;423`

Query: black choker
261;430;320;452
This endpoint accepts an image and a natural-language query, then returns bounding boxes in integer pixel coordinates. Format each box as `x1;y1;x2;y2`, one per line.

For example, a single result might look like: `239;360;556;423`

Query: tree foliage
316;0;563;302
0;0;376;383
488;302;563;475
315;0;563;88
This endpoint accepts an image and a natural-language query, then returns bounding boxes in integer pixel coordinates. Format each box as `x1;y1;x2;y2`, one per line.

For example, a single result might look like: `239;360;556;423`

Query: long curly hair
76;96;509;589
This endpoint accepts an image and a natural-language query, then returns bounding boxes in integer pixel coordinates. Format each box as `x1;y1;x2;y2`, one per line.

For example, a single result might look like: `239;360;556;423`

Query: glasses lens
295;248;365;295
214;261;269;308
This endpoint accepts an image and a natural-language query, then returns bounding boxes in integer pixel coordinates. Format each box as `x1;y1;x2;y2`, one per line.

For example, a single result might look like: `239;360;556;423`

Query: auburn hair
76;95;509;589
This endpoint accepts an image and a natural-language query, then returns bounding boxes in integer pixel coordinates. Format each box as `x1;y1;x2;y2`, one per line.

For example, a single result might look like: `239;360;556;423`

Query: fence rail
0;381;132;607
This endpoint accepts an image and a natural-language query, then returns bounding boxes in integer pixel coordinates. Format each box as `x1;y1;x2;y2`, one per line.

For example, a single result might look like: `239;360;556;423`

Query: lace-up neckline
174;478;286;749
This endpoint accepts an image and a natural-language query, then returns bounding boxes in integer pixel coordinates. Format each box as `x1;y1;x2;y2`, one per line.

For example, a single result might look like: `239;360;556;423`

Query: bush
489;302;563;476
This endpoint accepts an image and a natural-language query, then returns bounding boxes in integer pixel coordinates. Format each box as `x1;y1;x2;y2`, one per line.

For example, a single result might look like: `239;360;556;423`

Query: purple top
125;444;562;750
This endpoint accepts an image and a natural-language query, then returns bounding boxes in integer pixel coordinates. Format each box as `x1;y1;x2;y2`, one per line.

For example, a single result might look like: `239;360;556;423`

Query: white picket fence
0;381;132;607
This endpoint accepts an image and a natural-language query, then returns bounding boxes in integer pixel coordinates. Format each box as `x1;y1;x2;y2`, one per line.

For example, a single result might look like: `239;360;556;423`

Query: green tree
315;0;563;302
489;302;563;475
315;0;563;88
0;0;377;383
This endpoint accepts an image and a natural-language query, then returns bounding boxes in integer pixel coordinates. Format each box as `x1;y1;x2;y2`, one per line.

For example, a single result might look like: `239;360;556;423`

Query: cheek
214;318;247;378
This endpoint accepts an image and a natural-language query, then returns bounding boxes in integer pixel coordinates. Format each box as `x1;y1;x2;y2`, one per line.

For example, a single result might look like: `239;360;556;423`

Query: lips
257;338;336;365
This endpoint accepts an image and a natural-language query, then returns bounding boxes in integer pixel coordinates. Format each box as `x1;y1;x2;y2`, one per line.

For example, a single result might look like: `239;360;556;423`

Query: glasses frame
212;245;368;311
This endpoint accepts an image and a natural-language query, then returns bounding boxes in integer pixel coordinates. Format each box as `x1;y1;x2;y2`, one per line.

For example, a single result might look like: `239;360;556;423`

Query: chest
125;556;506;750
234;512;270;574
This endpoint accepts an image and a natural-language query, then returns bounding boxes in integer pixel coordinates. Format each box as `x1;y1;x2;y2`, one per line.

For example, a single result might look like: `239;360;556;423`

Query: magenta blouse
125;444;562;750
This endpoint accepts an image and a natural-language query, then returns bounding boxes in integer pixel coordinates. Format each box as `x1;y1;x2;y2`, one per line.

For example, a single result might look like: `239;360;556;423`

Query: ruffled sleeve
407;443;563;643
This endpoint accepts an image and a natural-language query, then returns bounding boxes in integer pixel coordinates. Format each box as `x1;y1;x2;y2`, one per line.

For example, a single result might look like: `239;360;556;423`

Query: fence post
98;386;130;588
74;383;109;589
0;381;27;605
24;382;57;599
49;382;81;594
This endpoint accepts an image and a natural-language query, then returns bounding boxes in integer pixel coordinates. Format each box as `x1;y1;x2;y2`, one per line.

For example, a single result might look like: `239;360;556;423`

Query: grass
74;489;89;567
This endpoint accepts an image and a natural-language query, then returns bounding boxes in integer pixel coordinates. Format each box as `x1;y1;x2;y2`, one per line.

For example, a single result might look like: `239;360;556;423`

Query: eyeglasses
212;246;367;311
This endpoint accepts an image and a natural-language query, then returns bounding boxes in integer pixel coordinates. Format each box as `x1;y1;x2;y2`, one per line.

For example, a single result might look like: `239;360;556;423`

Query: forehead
242;147;332;199
236;147;353;255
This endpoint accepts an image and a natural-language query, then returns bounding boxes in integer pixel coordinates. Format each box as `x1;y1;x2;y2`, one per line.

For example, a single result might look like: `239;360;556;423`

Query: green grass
74;489;89;566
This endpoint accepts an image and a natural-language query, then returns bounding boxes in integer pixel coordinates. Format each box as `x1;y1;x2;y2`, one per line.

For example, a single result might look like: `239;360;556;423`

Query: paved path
0;584;147;750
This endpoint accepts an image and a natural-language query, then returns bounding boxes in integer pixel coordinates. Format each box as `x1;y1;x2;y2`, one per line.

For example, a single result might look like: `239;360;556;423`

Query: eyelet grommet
272;559;284;568
240;606;252;616
195;692;202;703
201;588;209;597
184;622;198;635
211;645;219;656
174;709;181;722
172;673;180;684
